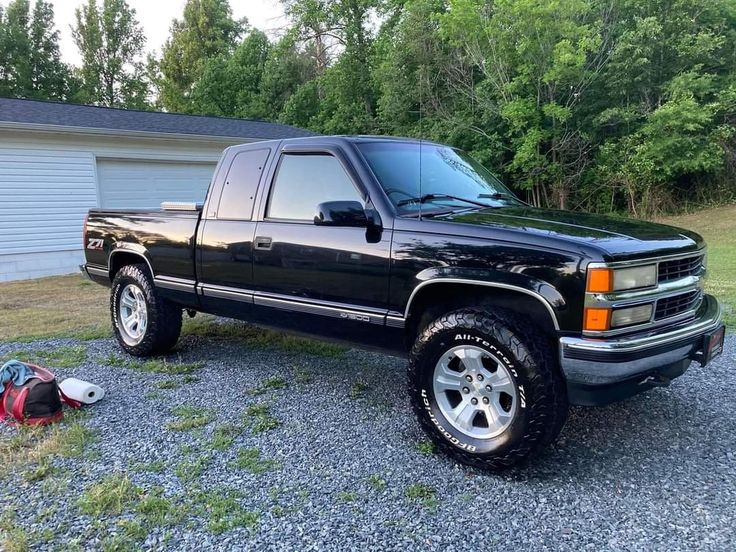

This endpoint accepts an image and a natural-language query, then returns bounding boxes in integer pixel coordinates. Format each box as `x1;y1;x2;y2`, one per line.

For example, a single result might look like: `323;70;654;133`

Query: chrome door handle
255;236;272;250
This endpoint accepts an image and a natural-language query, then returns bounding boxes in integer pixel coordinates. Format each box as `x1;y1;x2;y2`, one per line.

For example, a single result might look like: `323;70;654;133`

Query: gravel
1;331;735;551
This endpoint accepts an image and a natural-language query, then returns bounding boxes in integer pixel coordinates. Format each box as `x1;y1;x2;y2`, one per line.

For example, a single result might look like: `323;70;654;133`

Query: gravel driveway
1;329;734;551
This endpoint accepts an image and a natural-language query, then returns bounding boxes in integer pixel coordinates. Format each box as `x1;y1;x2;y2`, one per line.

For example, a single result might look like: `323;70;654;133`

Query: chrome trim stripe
108;249;155;279
403;279;560;331
85;266;108;278
155;276;196;293
199;284;254;303
386;315;406;328
198;283;391;325
561;295;721;355
587;248;706;269
254;295;385;325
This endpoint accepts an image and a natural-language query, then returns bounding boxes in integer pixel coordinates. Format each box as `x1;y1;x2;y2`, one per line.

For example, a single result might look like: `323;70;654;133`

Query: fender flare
404;276;563;331
108;244;154;280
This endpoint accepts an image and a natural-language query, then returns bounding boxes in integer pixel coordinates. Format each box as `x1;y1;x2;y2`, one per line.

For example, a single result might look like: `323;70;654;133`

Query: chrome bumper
560;294;722;397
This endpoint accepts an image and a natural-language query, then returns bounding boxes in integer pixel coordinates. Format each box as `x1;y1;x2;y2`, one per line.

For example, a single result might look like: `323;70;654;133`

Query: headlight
587;264;657;293
610;304;653;327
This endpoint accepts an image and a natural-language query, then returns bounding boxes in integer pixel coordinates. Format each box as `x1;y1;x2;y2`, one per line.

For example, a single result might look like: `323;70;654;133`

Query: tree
72;0;148;108
190;30;271;118
29;0;66;99
0;0;32;98
159;0;245;112
0;0;67;100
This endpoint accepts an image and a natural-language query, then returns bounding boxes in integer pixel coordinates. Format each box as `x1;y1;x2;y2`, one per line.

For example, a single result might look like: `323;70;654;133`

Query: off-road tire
111;263;182;357
408;308;568;470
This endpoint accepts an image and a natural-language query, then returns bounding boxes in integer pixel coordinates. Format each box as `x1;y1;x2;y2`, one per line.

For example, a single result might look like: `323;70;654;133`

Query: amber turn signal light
584;307;611;331
587;268;613;293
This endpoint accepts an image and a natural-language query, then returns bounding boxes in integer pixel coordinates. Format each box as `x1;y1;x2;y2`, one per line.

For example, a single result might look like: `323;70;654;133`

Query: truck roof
234;135;444;150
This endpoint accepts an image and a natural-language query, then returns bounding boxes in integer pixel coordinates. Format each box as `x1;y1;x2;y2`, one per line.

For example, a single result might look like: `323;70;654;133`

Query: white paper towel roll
59;378;105;404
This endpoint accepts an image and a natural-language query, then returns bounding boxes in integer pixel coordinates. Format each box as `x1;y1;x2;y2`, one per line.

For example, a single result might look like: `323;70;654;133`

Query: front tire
408;308;567;470
111;263;182;357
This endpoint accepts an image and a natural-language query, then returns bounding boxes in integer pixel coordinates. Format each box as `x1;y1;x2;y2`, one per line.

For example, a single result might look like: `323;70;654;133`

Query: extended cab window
217;148;271;220
267;154;362;221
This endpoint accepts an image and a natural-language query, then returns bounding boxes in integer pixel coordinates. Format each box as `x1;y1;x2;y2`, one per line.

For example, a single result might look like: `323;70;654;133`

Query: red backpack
1;364;81;426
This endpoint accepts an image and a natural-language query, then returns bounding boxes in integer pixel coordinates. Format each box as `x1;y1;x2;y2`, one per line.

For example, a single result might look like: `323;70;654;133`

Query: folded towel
0;360;37;387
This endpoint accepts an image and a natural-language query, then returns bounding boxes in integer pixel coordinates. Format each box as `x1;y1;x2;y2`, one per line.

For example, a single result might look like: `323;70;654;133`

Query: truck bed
84;207;201;283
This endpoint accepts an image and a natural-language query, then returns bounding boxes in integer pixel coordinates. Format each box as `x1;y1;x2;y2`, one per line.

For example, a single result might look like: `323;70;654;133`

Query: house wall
0;128;247;282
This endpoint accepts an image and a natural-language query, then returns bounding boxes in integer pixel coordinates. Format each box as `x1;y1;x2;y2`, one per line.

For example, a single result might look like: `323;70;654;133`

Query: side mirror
314;201;368;227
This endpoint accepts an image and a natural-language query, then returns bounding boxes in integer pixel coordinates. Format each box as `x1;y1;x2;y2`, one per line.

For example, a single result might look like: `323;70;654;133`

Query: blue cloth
1;360;36;387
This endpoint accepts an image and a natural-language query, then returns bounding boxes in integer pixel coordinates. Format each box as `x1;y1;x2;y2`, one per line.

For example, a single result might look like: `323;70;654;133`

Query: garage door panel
97;159;216;209
0;148;96;255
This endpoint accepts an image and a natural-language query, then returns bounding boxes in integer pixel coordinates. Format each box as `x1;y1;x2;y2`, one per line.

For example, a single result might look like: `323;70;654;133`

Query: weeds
166;405;214;431
78;474;141;516
229;448;278;474
243;403;281;434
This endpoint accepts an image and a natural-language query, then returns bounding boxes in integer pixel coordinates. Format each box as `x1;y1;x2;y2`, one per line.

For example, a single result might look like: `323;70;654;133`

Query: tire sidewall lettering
418;329;532;455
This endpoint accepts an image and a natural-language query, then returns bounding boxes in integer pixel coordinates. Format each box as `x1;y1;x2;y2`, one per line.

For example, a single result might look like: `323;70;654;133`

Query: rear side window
267;154;362;220
217;148;271;220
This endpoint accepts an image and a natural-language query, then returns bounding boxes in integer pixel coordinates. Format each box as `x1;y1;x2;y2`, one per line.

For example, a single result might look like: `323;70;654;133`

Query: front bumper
560;294;723;406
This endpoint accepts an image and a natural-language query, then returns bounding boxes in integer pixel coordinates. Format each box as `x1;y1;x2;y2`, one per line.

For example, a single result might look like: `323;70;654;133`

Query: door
197;146;274;316
96;158;215;208
252;151;392;333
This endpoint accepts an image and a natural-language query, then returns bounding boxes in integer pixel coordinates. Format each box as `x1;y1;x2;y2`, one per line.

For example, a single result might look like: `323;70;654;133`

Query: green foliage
72;0;148;107
158;0;245;112
4;0;736;216
0;0;67;100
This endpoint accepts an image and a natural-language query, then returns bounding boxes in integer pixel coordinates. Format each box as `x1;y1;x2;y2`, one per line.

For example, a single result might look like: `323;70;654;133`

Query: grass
135;490;187;527
210;423;244;450
166;405;215;431
229;448;278;474
100;354;203;375
337;491;357;503
174;455;211;482
0;275;110;342
187;488;259;535
242;403;281;434
415;440;436;455
2;345;87;369
129;459;167;473
405;483;438;509
0;513;29;552
366;474;387;491
350;381;369;399
660;205;736;328
0;410;97;470
248;375;288;396
78;474;141;516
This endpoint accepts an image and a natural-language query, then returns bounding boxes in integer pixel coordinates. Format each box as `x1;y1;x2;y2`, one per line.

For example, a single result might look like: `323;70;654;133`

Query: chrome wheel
118;284;148;345
433;345;518;439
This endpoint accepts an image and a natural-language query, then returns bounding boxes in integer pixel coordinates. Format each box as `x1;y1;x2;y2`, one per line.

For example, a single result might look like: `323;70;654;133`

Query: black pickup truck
82;136;725;470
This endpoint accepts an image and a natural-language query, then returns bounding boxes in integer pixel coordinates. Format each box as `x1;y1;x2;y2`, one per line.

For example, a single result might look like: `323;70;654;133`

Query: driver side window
267;154;363;221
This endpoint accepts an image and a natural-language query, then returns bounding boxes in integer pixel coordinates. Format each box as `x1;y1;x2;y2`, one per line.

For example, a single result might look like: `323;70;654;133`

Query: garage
96;159;215;209
0;97;313;282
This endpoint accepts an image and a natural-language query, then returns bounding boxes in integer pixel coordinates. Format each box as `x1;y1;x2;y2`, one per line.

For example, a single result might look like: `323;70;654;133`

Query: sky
0;0;287;65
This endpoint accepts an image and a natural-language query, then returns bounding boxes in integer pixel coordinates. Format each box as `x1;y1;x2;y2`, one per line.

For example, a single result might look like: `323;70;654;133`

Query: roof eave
0;120;266;143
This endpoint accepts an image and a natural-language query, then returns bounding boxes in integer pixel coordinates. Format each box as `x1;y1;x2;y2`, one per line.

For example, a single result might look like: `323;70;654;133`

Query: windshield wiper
478;192;515;201
397;193;493;209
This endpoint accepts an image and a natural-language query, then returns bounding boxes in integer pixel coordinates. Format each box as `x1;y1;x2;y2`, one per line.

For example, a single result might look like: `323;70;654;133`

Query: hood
438;207;704;260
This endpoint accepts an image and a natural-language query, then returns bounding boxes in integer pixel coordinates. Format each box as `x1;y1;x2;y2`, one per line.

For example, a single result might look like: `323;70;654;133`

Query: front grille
654;289;703;321
658;255;703;282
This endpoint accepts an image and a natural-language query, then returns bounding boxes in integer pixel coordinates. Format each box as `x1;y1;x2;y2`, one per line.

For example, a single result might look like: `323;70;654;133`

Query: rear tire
111;263;182;357
408;308;567;470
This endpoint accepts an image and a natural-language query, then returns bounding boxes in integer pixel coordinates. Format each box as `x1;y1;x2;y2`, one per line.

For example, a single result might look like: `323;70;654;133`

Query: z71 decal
86;238;104;250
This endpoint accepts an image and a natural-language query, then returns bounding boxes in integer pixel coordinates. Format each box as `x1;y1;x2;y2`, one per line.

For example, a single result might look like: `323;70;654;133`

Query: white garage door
97;158;216;209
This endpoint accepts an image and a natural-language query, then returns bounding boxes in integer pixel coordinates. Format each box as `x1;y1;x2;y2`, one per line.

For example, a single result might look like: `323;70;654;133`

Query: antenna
418;66;424;221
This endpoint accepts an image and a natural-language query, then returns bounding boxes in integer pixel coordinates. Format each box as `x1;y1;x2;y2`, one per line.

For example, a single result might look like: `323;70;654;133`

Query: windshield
357;142;522;215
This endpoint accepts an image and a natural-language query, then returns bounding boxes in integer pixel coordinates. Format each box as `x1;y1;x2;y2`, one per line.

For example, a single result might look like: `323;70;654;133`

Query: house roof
0;97;315;140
